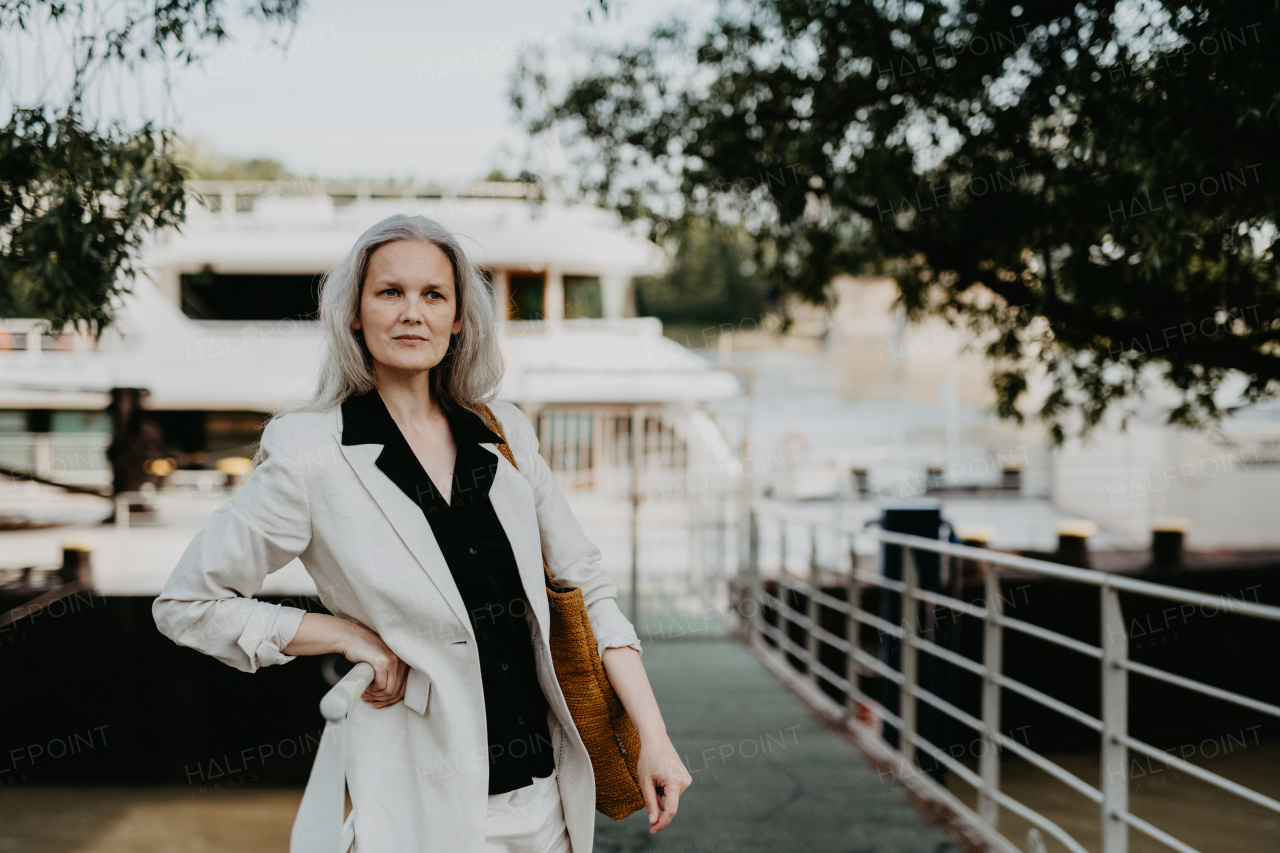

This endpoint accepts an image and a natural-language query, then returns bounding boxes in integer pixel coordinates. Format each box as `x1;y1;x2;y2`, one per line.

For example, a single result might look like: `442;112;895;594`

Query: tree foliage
513;0;1280;441
634;214;773;337
0;109;188;324
0;0;302;335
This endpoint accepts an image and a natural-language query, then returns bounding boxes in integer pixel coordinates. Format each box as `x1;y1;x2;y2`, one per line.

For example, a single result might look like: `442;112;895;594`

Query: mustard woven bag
475;404;646;821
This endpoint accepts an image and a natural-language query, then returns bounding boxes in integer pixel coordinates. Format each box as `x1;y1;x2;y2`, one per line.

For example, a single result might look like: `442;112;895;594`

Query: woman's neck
372;369;444;434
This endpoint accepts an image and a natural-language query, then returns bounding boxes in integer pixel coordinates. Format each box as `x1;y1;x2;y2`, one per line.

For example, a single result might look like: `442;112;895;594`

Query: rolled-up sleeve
506;404;643;660
587;600;644;660
152;416;312;673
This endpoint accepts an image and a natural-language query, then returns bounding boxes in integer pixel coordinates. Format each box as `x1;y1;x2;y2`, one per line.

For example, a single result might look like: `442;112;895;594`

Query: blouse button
502;662;509;671
469;547;477;555
518;716;525;725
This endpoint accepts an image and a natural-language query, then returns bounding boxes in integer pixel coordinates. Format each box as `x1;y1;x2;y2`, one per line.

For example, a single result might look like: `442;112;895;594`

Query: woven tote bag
474;404;646;821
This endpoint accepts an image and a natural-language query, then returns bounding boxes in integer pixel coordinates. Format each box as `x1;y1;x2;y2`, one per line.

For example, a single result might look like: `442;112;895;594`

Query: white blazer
152;400;643;853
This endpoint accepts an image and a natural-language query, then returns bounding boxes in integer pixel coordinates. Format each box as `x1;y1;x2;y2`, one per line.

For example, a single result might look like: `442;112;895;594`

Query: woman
152;214;692;852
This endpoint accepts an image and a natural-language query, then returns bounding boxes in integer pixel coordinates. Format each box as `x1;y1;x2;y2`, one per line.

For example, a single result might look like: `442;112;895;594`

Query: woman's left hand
637;734;693;833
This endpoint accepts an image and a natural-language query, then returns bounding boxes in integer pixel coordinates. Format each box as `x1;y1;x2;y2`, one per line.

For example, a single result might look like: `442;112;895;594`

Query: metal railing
291;661;375;853
740;510;1280;853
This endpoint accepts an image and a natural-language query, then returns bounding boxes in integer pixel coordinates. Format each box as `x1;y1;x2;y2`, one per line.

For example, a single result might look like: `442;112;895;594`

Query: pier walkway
592;637;960;853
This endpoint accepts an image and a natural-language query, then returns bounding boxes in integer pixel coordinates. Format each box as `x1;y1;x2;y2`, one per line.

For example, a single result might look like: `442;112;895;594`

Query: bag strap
474;404;558;588
474;403;519;471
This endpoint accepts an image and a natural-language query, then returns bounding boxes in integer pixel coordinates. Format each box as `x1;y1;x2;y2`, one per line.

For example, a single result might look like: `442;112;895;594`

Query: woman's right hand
281;612;408;709
341;621;409;709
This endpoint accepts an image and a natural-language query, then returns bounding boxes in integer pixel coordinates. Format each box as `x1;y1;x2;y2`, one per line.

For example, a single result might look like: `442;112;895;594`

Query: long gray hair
259;214;503;458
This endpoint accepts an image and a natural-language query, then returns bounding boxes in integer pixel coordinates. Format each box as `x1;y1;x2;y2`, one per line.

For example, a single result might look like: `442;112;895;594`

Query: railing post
628;406;643;629
846;535;861;718
1101;584;1129;853
744;508;761;642
900;545;918;766
779;521;788;578
978;562;1004;828
879;501;941;760
807;526;821;685
779;521;790;662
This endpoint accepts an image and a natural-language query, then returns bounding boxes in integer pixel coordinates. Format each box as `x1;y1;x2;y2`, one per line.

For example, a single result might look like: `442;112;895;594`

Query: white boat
0;182;746;600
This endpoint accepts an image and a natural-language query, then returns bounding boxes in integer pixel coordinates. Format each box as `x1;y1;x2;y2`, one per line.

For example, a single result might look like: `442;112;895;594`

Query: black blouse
340;388;556;794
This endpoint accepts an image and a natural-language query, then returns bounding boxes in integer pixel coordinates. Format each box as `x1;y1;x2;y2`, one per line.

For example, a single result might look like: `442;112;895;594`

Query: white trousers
483;766;573;853
483;708;573;853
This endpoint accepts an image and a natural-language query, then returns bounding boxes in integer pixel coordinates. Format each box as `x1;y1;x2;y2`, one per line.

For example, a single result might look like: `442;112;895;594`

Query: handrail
876;531;1280;620
740;511;1280;853
291;662;376;853
996;614;1104;659
1120;658;1280;719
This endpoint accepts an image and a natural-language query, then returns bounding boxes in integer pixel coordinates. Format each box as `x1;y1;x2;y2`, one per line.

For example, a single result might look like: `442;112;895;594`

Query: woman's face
353;239;463;378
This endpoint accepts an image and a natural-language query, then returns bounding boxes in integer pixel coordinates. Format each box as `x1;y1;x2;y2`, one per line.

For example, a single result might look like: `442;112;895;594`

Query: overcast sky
1;0;706;182
164;0;699;182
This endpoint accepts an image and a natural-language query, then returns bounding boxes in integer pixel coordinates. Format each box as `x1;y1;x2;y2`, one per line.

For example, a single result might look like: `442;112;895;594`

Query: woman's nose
400;301;424;324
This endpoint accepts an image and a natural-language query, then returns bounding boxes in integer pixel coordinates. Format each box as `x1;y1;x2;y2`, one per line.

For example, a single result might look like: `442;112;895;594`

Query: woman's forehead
366;240;455;287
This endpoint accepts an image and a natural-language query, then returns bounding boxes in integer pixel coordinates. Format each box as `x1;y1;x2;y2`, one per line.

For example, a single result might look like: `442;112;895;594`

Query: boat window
180;271;323;321
564;276;603;319
508;274;545;321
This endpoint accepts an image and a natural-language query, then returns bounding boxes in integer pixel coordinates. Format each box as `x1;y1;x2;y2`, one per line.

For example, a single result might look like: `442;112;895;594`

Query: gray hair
258;214;503;459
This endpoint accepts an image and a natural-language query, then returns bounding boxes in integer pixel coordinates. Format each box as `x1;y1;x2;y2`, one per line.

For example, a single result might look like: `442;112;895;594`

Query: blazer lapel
485;446;551;638
338;440;476;642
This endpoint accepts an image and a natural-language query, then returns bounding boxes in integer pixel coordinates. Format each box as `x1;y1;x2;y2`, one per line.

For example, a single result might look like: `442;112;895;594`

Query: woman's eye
380;288;398;296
